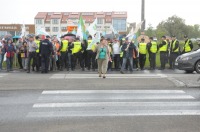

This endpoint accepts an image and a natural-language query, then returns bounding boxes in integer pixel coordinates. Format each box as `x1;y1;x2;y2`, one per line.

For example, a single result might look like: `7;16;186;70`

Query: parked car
175;49;200;73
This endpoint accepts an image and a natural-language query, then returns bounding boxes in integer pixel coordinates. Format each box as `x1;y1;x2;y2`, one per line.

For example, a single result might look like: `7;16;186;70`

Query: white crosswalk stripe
50;74;168;79
26;90;200;118
0;73;8;78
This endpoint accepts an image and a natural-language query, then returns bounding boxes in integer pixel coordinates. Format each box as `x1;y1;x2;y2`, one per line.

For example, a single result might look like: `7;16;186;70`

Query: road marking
38;95;194;101
33;102;200;108
42;90;185;94
27;110;200;117
167;77;186;87
0;74;8;78
50;74;168;79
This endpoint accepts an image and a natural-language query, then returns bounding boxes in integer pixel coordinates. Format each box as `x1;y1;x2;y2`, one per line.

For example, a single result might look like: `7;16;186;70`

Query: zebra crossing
50;73;168;79
27;90;200;118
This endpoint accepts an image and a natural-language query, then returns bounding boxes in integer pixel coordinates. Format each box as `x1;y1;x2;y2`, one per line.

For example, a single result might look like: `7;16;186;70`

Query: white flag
87;18;97;37
20;23;26;38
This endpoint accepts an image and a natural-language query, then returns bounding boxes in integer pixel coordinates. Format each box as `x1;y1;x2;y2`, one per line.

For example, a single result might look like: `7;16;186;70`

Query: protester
96;38;111;78
4;39;16;72
20;41;28;71
16;37;24;69
112;38;121;71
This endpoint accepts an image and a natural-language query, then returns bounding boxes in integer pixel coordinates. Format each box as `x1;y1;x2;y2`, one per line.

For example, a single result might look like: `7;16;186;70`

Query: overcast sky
0;0;199;28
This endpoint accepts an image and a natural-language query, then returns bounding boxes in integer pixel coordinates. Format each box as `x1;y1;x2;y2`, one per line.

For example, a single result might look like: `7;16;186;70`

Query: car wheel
195;61;200;74
185;70;194;73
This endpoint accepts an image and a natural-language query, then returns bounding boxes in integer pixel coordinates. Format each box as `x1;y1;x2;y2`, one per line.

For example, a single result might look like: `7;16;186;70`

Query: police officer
138;38;147;70
39;35;54;73
86;35;96;71
169;35;179;69
71;38;85;71
147;37;158;70
35;36;41;71
159;36;168;70
182;35;193;54
58;36;69;71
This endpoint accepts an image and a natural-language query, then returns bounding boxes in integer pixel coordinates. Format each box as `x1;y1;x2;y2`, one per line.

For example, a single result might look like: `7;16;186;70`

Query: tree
145;24;155;37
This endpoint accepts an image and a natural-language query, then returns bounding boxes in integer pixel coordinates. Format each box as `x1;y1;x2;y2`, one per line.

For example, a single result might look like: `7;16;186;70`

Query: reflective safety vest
159;40;168;52
139;43;147;54
72;42;82;54
171;40;179;52
184;39;192;52
35;40;40;53
150;41;158;53
120;45;123;57
60;40;68;52
87;40;96;51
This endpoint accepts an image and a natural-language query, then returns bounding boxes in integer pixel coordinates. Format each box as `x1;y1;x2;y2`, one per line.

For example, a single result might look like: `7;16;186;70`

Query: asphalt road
0;69;200;132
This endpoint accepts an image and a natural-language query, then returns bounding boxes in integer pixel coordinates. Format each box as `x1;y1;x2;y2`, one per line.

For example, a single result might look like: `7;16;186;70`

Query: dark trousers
71;52;84;70
169;52;179;69
56;55;60;70
160;52;167;69
113;54;120;70
41;54;50;72
133;58;139;69
6;57;13;71
60;52;68;70
17;53;23;69
139;54;146;70
149;52;156;69
87;50;96;70
36;53;41;71
27;52;36;72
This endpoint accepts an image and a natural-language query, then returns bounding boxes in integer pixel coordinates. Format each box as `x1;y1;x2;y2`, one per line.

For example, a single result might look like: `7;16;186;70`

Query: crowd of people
0;34;194;78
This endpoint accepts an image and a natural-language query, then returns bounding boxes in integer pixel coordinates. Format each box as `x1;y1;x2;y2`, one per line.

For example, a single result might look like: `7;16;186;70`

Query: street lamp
141;0;145;32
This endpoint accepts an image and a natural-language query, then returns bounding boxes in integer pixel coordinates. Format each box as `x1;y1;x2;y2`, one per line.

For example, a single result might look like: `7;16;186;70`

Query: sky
0;0;199;28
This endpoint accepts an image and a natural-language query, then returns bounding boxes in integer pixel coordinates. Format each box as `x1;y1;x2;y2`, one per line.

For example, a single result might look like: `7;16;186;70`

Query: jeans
17;53;23;69
27;52;36;72
6;57;13;71
22;58;28;70
0;54;4;70
113;54;120;70
121;57;133;71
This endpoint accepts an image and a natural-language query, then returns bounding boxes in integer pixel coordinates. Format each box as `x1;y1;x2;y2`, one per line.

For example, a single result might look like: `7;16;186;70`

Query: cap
125;38;129;41
141;38;145;41
35;36;40;40
184;35;188;38
161;36;166;38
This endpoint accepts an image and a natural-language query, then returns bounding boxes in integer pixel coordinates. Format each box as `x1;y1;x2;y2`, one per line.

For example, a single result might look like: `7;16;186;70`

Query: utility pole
141;0;145;32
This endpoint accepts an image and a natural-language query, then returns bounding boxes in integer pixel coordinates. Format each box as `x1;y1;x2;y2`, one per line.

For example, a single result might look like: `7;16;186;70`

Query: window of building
113;19;126;31
82;12;93;16
52;19;59;24
97;18;103;24
61;27;66;30
36;19;42;25
64;12;69;15
45;27;50;31
106;12;112;15
52;27;59;32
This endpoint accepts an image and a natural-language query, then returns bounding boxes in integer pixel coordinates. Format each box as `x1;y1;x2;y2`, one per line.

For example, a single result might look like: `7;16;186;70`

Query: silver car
175;49;200;73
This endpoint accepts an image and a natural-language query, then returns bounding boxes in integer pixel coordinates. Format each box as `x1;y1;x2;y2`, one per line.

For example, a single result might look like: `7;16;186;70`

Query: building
34;12;127;36
0;24;35;37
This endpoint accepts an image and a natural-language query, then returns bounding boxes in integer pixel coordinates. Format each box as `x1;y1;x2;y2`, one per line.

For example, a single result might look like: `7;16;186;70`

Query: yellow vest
150;41;158;53
159;40;168;52
72;42;82;54
171;40;179;52
60;40;68;52
35;40;40;53
120;45;123;57
184;39;191;52
87;40;96;51
139;43;147;54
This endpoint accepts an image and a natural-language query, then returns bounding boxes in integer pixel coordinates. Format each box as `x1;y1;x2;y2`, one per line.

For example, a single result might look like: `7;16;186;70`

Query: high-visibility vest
72;42;82;54
150;41;158;53
171;40;179;52
60;40;68;52
139;43;147;54
120;45;123;57
87;40;96;51
159;40;168;52
35;40;40;53
184;39;192;52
